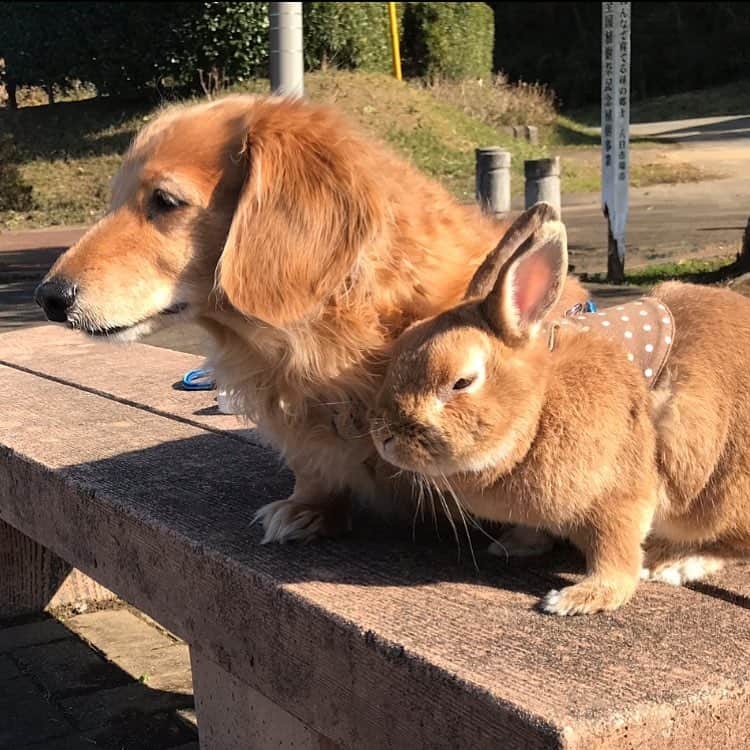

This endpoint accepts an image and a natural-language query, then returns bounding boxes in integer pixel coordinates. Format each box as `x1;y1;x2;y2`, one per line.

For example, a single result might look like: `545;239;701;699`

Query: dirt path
553;116;750;274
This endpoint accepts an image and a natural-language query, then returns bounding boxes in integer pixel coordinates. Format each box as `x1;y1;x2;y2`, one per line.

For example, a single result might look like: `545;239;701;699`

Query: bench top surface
1;325;749;750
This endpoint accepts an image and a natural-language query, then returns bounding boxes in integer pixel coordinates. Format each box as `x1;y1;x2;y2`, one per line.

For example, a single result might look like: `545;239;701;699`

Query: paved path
561;176;749;274
1;605;197;750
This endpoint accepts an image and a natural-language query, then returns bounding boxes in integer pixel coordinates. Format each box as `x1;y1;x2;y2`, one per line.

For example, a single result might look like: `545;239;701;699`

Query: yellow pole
388;2;402;81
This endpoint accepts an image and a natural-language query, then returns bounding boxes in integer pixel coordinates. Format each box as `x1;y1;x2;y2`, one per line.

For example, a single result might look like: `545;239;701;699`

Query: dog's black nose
34;279;77;322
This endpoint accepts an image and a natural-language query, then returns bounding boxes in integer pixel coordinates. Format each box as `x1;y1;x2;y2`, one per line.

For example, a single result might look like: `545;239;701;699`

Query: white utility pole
601;2;631;282
269;2;304;98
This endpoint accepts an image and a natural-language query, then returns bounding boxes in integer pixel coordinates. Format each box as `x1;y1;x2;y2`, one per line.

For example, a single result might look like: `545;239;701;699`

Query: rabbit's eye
453;376;476;391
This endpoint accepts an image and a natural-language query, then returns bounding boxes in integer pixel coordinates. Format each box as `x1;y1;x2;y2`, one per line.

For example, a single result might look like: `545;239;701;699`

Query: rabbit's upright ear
465;202;561;300
480;216;568;346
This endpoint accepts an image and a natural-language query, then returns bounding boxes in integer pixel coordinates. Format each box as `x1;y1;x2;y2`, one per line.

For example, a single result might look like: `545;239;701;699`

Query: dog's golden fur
44;95;587;540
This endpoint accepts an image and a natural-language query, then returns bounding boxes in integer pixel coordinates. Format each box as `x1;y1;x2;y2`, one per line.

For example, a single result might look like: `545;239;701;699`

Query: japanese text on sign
601;2;631;262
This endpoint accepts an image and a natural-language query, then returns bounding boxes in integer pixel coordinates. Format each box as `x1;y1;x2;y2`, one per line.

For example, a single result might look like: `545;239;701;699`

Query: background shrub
0;134;33;211
402;2;494;80
489;2;750;108
303;2;401;74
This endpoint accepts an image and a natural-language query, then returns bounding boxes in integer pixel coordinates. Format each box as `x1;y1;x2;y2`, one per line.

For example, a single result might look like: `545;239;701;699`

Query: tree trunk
738;216;750;272
6;77;18;109
606;213;625;283
45;82;55;105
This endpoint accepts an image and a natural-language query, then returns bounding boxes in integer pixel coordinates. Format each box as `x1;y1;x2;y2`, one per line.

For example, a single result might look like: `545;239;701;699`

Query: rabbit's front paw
540;578;634;616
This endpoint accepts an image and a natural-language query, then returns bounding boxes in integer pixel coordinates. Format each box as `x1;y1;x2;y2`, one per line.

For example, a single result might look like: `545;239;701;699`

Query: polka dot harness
548;298;675;388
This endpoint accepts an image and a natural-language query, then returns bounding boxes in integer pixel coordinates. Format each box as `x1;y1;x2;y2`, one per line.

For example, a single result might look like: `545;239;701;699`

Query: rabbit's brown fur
374;204;750;615
642;281;750;583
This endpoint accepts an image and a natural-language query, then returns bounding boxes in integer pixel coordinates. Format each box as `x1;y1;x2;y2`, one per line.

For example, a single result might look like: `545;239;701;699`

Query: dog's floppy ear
217;100;386;326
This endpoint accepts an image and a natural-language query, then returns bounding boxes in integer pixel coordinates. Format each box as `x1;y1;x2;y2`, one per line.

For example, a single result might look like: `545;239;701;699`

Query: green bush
0;134;33;211
403;2;494;80
0;2;270;100
167;2;270;92
0;1;499;104
303;3;400;74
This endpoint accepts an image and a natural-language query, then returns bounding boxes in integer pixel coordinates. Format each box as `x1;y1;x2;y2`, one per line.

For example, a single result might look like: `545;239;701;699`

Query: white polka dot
616;306;624;311
621;315;629;322
581;326;590;332
665;336;672;344
644;368;653;378
597;312;605;316
643;324;652;331
601;320;610;327
639;310;648;316
645;343;654;353
635;301;643;305
662;317;670;324
577;315;586;321
658;304;665;310
627;352;635;361
624;330;633;339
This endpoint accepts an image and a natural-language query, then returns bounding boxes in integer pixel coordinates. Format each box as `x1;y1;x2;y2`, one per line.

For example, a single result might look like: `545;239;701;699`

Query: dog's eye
151;189;184;212
453;376;476;391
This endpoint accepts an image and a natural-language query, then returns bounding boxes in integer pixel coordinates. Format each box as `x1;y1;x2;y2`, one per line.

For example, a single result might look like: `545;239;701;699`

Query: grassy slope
569;80;750;126
0;71;713;230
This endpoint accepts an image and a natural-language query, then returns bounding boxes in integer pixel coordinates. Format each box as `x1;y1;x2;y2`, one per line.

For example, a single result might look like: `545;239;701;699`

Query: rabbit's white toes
645;555;725;586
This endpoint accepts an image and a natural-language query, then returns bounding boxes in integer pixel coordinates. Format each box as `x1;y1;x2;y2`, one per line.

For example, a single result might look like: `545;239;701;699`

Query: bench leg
0;520;115;618
190;648;341;750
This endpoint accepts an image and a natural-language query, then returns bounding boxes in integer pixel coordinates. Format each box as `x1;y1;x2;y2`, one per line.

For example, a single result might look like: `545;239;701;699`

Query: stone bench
1;325;749;750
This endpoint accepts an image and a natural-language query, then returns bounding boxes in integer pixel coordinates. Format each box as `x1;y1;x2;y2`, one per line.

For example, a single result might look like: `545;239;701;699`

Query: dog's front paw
253;497;352;544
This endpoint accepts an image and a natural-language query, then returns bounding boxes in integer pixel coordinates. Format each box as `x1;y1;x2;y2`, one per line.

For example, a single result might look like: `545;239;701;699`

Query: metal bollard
476;148;511;219
524;156;561;214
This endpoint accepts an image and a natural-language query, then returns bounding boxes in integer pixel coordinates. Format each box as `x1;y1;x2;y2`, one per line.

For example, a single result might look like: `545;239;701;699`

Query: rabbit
372;202;750;615
370;202;665;615
637;278;750;586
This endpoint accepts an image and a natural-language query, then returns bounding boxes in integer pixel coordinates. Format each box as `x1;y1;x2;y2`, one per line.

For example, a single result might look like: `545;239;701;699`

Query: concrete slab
2;328;750;748
0;608;197;750
0;617;74;654
0;668;39;707
81;710;197;749
0;692;71;747
62;681;193;731
16;736;104;750
13;637;131;698
64;609;193;693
